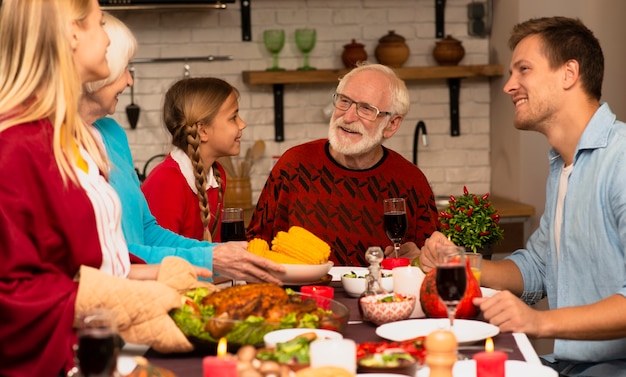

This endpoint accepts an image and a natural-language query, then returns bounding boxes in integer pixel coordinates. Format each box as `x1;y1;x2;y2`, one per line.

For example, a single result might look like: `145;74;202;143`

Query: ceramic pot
342;39;368;68
432;35;465;66
374;30;410;68
224;177;252;209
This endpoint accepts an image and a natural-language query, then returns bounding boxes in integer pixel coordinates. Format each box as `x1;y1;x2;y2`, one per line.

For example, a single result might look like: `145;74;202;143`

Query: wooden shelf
241;64;504;142
242;64;503;85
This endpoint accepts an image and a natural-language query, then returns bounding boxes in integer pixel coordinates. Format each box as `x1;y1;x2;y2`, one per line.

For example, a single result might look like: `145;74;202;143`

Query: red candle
473;337;507;377
203;338;237;377
301;285;334;309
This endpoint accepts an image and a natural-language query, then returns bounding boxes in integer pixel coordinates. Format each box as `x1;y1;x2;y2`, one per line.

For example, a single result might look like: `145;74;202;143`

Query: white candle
392;266;426;318
309;339;356;374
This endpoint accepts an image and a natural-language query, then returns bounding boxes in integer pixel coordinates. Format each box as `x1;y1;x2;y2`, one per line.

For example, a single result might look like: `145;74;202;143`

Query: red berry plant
438;186;504;253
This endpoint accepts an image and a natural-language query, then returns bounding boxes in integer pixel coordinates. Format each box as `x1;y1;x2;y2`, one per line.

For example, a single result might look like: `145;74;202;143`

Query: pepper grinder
358;246;388;321
425;329;457;377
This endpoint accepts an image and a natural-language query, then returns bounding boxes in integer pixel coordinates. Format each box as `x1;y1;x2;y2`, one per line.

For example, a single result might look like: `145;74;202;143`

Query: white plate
274;261;334;284
480;287;499;298
376;319;499;345
329;266;368;281
417;360;558;377
263;328;343;348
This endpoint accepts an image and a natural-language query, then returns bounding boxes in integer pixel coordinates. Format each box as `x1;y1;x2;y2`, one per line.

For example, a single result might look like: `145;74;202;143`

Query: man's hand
384;242;419;260
418;231;455;272
473;290;543;336
212;241;286;285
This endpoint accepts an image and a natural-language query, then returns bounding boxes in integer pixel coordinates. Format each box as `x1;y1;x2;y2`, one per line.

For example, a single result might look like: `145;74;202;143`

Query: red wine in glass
220;219;246;241
435;246;467;327
383;198;407;258
76;308;119;377
436;265;467;301
384;212;407;241
77;331;118;377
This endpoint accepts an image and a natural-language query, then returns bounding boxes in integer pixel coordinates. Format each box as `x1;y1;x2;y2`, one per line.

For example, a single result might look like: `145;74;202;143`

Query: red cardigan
0;120;103;376
141;154;227;241
247;139;439;266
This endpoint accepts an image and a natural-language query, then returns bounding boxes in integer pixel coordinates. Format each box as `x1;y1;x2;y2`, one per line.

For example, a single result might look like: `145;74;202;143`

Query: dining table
128;280;542;376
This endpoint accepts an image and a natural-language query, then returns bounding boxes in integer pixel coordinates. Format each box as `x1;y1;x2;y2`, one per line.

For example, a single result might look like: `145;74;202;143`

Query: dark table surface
145;281;528;376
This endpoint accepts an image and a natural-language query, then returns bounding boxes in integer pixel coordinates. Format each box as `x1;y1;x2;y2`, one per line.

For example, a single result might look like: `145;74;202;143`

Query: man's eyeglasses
332;93;393;122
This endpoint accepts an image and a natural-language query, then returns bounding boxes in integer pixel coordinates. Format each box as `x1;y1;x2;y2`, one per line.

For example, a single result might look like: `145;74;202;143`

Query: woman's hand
212;241;286;285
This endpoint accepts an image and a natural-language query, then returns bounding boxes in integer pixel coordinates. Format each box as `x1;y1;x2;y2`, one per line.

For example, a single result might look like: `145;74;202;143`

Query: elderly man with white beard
246;62;438;266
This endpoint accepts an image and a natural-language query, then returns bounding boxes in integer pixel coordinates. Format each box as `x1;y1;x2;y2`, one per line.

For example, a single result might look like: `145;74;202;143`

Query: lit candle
301;285;334;309
203;337;237;377
472;337;507;377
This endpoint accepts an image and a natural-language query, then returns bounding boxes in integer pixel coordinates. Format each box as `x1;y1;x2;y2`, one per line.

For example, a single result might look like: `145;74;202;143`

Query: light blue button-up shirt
507;103;626;364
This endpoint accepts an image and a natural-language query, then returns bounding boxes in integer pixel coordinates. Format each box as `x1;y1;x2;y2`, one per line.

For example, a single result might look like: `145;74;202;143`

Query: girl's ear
198;122;211;142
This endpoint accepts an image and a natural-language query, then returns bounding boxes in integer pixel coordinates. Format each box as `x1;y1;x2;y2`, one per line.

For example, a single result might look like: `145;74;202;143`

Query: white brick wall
106;0;492;202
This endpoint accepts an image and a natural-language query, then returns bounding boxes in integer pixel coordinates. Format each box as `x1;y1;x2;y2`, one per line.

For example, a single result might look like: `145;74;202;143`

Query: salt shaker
358;246;388;320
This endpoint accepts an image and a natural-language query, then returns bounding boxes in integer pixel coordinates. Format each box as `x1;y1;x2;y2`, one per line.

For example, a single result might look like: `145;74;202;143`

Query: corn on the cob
259;250;306;264
271;226;331;264
247;238;270;254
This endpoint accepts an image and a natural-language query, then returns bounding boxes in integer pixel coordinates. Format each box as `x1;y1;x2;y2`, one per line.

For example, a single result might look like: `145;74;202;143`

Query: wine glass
75;308;119;377
383;198;408;258
263;29;285;71
295;28;316;70
436;245;467;328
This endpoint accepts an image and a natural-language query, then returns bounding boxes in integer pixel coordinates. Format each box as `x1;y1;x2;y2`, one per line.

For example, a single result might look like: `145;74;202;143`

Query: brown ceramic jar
374;30;410;68
432;35;465;66
342;39;368;68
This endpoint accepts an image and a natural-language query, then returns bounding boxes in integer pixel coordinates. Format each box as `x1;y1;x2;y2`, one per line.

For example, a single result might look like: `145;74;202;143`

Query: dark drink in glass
77;330;118;377
384;212;407;241
435;265;467;301
221;219;246;241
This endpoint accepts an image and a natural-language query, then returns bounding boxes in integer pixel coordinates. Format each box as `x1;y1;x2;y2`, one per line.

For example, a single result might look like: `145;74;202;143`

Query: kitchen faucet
413;120;429;165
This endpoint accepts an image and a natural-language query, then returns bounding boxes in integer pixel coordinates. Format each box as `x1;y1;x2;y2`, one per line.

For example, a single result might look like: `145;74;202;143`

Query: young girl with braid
142;77;246;242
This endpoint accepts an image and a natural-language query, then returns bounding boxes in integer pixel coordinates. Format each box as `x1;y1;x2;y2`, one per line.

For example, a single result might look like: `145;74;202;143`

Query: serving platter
417;360;558;377
376;319;499;345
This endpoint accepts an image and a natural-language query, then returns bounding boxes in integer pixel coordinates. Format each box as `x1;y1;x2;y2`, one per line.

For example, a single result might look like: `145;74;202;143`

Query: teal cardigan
93;117;214;270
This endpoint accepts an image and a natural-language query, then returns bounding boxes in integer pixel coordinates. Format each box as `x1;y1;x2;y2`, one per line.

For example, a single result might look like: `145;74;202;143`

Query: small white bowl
341;269;394;298
263;328;343;348
273;261;334;285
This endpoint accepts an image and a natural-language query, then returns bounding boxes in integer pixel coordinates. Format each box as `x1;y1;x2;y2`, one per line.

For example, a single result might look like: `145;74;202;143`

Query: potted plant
437;186;504;259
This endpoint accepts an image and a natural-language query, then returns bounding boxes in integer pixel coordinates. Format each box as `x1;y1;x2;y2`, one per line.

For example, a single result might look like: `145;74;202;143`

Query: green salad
170;287;329;346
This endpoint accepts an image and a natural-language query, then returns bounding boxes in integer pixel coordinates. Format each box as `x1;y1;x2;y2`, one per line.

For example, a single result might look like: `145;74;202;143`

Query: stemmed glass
263;29;285;71
295;28;317;70
436;245;467;328
75;308;119;377
383;198;408;258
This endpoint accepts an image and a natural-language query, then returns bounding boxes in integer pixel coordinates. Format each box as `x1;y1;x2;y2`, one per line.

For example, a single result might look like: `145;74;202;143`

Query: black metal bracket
240;0;251;41
273;84;285;142
448;78;461;136
435;0;446;38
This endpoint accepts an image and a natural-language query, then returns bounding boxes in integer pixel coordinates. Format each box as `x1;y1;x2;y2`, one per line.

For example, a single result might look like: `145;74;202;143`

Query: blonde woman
142;77;246;242
0;1;209;375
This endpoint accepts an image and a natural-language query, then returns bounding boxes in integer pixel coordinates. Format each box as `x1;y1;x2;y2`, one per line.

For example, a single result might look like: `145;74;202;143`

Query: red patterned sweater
247;139;438;266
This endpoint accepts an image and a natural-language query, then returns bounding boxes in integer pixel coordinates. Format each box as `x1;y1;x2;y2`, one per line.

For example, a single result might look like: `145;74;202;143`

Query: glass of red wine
383;198;408;258
220;207;246;241
435;245;467;328
75;308;119;377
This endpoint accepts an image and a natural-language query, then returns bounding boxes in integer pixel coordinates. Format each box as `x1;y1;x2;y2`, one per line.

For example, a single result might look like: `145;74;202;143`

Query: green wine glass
263;29;285;71
295;28;317;71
